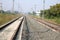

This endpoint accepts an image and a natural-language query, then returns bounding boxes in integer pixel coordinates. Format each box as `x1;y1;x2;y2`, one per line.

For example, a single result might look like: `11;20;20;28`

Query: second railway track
31;16;60;32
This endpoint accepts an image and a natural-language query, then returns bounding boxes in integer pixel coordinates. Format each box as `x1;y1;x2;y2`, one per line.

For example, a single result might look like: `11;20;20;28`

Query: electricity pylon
0;1;2;13
34;4;36;12
12;0;14;13
42;0;45;19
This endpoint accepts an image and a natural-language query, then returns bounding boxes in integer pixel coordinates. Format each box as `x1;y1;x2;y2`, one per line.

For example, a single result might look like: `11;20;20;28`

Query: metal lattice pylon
0;1;2;13
42;0;45;19
12;0;14;13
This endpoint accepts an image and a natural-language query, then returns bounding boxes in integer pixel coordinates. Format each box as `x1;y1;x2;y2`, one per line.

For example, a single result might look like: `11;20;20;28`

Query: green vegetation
40;4;60;24
0;13;20;26
46;18;60;24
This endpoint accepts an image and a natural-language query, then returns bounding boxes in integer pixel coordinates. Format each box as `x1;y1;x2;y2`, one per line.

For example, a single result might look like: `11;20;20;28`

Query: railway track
32;17;60;32
0;16;60;40
0;16;24;40
22;16;60;40
0;16;21;30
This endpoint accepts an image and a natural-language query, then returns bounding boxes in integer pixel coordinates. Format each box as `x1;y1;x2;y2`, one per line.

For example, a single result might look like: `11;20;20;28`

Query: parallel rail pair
31;17;60;32
0;16;24;40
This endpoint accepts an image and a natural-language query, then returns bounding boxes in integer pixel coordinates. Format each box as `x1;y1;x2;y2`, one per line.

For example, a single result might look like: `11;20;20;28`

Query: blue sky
0;0;60;13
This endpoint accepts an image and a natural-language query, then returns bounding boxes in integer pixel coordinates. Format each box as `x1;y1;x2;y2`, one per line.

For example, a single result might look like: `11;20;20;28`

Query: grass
32;15;60;25
0;13;21;26
46;18;60;24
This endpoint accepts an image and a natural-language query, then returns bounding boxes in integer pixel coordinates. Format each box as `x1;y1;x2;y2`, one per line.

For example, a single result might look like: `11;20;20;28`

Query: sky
0;0;60;13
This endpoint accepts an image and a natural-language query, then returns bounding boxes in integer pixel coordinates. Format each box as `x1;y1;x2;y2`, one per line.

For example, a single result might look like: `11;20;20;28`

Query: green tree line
0;10;19;14
40;4;60;19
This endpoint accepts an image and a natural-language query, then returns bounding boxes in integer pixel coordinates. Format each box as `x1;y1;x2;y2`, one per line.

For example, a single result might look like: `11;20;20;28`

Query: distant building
36;11;40;16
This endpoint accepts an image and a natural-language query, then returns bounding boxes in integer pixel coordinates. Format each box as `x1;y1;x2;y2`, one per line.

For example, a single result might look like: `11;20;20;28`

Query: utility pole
33;4;37;15
34;4;36;12
18;2;22;13
0;1;2;13
17;0;19;13
12;0;14;13
31;7;33;12
42;0;45;19
18;4;23;13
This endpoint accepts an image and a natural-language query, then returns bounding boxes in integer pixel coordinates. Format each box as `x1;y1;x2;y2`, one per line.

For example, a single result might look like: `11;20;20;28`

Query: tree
32;11;36;15
40;4;60;19
50;4;60;17
0;10;5;13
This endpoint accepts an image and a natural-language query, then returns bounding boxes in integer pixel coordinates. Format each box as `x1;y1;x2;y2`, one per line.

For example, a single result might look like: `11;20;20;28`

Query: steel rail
11;17;24;40
0;16;21;31
31;16;60;32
